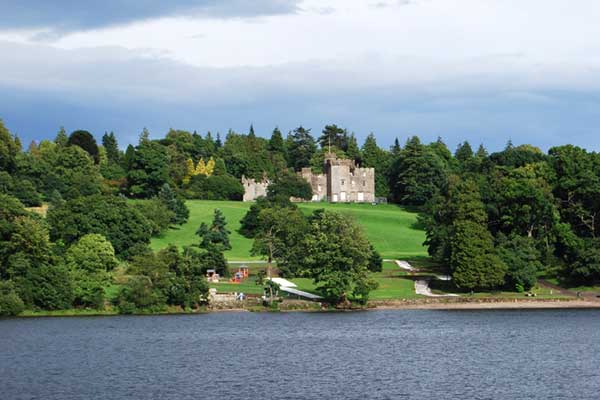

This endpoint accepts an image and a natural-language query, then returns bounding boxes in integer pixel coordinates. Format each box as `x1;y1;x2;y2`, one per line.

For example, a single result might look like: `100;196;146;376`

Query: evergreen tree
0;119;20;173
123;144;135;171
318;124;347;150
455;141;474;163
287;126;317;171
158;183;189;225
391;137;401;156
195;208;231;250
476;144;488;158
54;127;68;147
268;127;285;153
361;133;391;198
345;133;362;163
448;179;507;290
215;132;222;149
102;131;120;163
389;136;447;205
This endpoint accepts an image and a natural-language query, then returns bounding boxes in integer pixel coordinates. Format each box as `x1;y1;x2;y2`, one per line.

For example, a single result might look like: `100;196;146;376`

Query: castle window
341;179;345;186
351;180;355;186
363;181;366;186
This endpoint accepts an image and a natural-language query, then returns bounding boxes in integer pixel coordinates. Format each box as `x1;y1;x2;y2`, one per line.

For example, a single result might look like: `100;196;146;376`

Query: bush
0;281;25;316
185;175;244;200
133;199;174;236
115;276;165;312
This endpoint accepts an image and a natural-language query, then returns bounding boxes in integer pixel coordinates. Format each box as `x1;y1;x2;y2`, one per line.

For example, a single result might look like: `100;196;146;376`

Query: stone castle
242;153;375;203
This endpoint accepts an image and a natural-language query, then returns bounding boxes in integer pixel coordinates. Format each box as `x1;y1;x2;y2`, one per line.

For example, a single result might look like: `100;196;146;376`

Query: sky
2;0;600;151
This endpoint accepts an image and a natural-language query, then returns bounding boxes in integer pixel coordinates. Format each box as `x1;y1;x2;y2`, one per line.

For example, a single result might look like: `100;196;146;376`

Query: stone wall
242;176;269;202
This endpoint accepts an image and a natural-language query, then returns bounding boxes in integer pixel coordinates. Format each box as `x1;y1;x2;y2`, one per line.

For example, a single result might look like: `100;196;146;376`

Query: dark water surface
1;310;599;399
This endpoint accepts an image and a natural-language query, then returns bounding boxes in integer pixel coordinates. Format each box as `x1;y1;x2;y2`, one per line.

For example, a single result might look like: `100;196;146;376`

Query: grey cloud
2;40;600;152
0;0;301;33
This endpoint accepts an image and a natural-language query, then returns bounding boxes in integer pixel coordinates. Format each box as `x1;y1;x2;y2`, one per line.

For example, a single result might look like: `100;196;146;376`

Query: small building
206;269;220;283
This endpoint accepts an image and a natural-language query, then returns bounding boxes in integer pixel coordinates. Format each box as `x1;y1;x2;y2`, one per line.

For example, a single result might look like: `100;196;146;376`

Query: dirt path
414;279;459;297
538;279;600;301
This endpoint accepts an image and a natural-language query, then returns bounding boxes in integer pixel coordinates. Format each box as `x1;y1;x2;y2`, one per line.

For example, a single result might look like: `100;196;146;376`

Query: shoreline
369;299;600;310
8;298;600;318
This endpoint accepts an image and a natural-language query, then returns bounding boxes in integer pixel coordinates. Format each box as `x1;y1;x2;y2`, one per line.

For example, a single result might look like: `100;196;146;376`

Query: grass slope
151;200;427;260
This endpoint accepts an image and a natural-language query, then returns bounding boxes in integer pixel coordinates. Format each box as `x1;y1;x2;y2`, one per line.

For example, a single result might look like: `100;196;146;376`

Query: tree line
2;117;600;313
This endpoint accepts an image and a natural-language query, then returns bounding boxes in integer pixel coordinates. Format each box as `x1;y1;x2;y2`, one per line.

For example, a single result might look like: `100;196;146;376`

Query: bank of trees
3;115;600;313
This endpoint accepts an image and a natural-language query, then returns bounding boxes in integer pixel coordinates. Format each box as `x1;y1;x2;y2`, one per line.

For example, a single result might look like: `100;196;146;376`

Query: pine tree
139;127;150;145
287;126;317;171
455;141;474;162
248;124;256;138
345;133;362;163
391;137;401;156
268;127;285;153
102;131;120;163
123;144;135;171
215;132;222;149
55;127;68;147
476;144;488;158
158;183;189;225
196;208;231;250
448;179;507;290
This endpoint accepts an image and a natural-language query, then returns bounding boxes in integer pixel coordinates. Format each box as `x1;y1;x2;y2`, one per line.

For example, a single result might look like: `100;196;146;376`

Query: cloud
2;39;600;152
0;0;301;33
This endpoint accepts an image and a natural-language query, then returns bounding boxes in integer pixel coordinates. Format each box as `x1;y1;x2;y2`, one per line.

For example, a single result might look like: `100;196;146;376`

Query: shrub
0;281;25;316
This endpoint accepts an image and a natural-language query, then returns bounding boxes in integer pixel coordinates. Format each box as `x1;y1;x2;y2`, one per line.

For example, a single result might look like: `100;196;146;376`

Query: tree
127;133;171;198
448;179;507;290
287;126;317;171
300;210;378;304
66;234;118;273
496;235;542;291
102;131;121;164
0;119;19;173
68;130;99;163
267;171;312;201
389;136;447;205
549;145;600;238
54;127;68;147
567;238;600;285
47;194;152;258
268;127;285;154
158;183;189;225
250;207;308;300
0;281;25;316
455;141;473;163
133;199;174;236
318;124;347;150
185;174;244;201
66;234;117;308
196;208;231;251
362;133;392;198
345;133;361;163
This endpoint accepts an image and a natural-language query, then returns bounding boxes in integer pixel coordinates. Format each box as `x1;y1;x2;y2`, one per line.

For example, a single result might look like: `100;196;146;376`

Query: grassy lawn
151;200;428;260
289;261;420;300
151;200;257;260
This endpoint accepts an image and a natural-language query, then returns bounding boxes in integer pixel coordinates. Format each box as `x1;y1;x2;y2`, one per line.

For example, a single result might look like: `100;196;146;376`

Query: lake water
1;310;599;399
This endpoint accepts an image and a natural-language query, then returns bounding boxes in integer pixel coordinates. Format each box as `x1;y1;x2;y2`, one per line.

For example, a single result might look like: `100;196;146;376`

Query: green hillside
151;200;428;260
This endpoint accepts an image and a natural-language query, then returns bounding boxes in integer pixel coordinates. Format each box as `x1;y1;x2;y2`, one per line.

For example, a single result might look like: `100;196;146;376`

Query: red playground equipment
230;265;250;283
